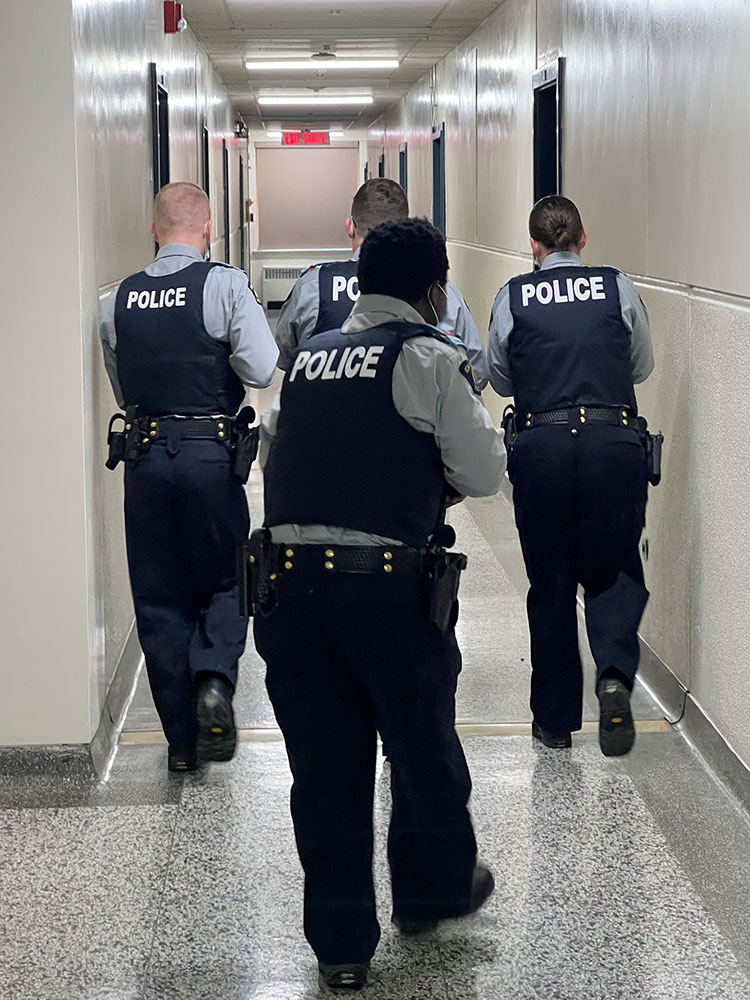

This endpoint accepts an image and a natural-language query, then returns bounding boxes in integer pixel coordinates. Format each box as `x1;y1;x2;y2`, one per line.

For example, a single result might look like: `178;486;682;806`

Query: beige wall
371;0;750;765
0;0;91;744
255;146;360;250
0;0;247;745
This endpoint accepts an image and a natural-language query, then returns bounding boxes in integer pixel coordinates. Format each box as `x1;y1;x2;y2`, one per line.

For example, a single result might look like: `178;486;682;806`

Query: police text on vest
125;287;187;309
289;346;383;382
521;276;606;307
332;275;360;303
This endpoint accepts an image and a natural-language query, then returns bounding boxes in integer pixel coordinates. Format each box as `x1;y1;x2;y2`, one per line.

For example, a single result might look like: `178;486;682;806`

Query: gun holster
239;528;278;617
501;404;517;455
232;405;259;484
645;430;664;486
105;406;139;470
425;548;468;634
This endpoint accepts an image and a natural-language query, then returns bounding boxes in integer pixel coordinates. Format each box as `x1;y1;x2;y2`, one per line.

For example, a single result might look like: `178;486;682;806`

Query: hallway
4;487;750;999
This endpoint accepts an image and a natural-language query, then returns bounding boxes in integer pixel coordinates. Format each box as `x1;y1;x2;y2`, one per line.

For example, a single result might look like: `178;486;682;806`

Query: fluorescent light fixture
265;132;283;139
258;95;374;107
329;131;345;138
247;59;399;71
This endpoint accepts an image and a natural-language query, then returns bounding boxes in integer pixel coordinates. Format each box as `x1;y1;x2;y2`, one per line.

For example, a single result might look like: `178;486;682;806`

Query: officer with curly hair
255;218;505;990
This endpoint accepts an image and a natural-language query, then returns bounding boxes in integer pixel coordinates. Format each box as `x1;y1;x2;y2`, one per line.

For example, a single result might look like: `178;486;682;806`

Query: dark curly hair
529;195;584;252
357;217;449;302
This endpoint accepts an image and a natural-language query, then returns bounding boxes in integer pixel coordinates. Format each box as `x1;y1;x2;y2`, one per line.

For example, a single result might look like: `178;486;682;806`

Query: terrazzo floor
4;381;750;997
4;732;750;999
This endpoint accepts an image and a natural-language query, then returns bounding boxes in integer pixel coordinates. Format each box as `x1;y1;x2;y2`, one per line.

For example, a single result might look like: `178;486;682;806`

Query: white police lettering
520;275;607;307
331;275;360;303
288;345;384;382
126;287;187;309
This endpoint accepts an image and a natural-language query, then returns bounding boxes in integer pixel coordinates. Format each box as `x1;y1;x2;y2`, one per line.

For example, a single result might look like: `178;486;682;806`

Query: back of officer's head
351;179;409;236
358;218;448;303
529;195;584;252
153;182;211;239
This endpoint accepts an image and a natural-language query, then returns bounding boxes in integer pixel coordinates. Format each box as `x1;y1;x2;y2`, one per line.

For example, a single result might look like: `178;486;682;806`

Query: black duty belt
517;406;642;433
135;415;233;444
261;542;424;577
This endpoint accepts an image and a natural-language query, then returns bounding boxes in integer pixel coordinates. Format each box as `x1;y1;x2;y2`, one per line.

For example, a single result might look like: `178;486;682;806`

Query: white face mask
428;282;447;326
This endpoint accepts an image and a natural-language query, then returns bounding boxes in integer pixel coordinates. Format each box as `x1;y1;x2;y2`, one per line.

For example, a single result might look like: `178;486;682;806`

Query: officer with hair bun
255;218;505;990
488;195;655;757
275;177;489;388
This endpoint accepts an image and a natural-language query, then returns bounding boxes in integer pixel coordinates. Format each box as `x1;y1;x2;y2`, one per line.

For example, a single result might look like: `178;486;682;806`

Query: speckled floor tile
434;737;750;1000
0;743;182;809
0;803;177;999
142;744;447;1000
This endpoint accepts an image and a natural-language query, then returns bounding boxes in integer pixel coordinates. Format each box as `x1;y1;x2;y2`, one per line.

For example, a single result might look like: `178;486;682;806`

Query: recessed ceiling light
247;59;399;71
258;95;375;107
329;131;345;138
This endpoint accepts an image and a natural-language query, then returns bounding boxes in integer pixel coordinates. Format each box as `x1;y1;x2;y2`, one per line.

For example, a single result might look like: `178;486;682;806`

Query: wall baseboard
89;622;143;778
638;639;750;815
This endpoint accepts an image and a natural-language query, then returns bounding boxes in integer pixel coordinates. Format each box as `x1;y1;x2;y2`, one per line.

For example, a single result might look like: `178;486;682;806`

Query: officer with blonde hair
99;181;278;772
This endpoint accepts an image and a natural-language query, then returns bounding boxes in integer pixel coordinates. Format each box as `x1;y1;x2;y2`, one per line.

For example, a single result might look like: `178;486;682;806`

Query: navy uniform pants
254;570;477;965
124;438;250;751
510;425;649;734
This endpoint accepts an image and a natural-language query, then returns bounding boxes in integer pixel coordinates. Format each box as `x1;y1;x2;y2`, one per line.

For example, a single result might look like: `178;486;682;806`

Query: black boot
393;864;495;935
531;720;572;749
167;746;198;773
597;676;635;757
196;674;237;763
318;963;369;990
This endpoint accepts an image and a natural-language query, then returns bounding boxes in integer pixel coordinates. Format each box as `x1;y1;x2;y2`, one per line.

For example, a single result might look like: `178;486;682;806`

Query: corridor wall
0;0;247;746
369;0;750;768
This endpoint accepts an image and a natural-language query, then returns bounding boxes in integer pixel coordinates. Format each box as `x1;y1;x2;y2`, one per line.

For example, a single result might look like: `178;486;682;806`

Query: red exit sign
282;131;330;146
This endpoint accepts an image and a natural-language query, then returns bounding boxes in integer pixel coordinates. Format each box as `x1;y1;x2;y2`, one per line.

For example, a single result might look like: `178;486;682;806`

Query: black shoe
196;675;237;763
393;864;495;935
392;913;439;935
318;963;369;990
597;677;635;757
465;863;495;915
167;746;198;772
532;720;572;749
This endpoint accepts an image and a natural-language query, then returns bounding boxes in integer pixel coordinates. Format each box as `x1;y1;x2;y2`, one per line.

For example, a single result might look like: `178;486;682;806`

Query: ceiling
185;0;504;131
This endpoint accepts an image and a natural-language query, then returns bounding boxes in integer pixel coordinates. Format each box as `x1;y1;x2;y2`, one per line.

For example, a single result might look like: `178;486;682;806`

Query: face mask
428;282;447;326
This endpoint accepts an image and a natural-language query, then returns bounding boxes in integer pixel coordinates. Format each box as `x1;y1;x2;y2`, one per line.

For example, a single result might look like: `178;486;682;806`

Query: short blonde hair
153;182;210;236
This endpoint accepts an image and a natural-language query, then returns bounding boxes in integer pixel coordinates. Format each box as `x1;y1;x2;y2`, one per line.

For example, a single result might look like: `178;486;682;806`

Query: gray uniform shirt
263;293;506;546
275;246;490;388
487;251;654;397
99;243;279;406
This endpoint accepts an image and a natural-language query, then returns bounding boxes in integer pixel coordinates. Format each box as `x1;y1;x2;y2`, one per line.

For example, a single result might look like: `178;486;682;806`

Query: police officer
488;195;655;757
99;181;278;772
254;219;505;990
275;178;489;388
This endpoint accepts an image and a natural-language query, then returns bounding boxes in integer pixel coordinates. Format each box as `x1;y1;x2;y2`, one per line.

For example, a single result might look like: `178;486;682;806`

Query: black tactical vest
114;261;245;416
312;260;360;336
507;265;637;415
264;322;446;547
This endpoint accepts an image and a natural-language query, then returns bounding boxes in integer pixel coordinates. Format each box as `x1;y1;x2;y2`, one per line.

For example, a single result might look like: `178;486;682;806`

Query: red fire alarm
164;2;186;33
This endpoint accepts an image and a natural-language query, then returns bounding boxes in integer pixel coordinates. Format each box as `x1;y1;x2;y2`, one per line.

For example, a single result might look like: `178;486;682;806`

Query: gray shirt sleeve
487;284;515;397
615;271;654;384
392;338;506;497
204;267;278;388
98;286;125;407
440;282;490;389
274;268;321;371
